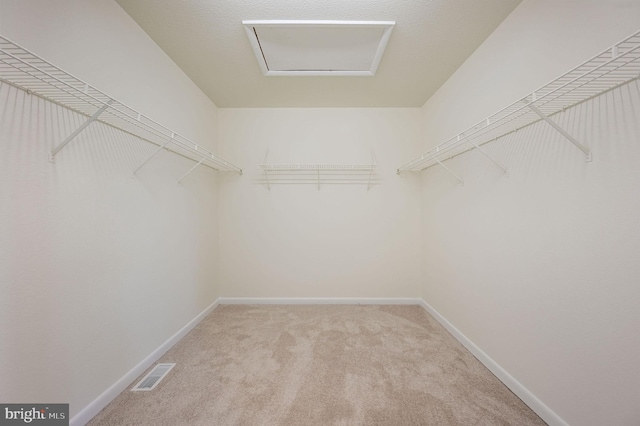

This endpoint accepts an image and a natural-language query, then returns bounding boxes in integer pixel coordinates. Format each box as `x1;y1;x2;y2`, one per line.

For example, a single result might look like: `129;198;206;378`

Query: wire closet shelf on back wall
398;29;640;184
0;35;242;180
260;150;378;190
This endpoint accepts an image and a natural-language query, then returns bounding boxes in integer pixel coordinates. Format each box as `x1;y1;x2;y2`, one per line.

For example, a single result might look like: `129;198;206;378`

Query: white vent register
243;20;395;76
131;363;175;391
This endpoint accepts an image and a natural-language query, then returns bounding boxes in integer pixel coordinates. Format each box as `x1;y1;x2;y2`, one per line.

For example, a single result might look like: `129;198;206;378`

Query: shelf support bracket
460;135;509;176
132;133;175;176
177;156;207;184
262;150;271;191
524;100;592;162
49;100;112;162
264;169;271;191
432;156;464;186
368;150;376;190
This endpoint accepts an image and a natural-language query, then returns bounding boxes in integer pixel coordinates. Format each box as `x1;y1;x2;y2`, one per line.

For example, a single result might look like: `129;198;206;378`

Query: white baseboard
218;297;422;305
418;299;568;426
70;298;220;426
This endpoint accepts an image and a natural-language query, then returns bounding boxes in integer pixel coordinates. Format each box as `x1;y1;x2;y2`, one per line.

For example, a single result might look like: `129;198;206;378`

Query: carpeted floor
88;305;546;425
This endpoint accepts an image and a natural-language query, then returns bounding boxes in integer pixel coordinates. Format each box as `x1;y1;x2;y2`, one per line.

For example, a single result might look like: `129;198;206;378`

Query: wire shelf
398;29;640;175
260;153;378;190
261;164;376;172
0;35;242;175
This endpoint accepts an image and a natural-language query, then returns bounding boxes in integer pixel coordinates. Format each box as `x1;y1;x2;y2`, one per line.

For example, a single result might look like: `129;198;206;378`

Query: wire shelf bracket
177;155;208;184
132;133;175;176
460;134;509;176
49;99;112;162
433;153;464;186
523;97;591;161
367;151;377;191
262;150;272;191
0;34;242;178
398;29;640;178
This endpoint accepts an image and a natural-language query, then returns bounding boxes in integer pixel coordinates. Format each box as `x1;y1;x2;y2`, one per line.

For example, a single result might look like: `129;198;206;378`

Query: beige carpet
88;305;546;425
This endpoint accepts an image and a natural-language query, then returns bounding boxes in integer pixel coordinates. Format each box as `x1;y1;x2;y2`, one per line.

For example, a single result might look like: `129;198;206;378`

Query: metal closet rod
397;28;640;176
0;35;242;177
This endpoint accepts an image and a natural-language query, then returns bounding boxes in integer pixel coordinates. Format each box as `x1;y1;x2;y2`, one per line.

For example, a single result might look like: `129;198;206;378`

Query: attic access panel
242;20;395;76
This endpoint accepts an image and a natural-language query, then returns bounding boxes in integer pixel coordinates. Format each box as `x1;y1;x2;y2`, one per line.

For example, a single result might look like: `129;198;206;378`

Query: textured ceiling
115;0;522;108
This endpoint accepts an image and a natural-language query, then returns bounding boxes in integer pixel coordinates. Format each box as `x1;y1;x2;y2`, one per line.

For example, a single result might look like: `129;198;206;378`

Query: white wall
0;0;221;419
419;1;640;425
218;108;422;299
3;0;638;424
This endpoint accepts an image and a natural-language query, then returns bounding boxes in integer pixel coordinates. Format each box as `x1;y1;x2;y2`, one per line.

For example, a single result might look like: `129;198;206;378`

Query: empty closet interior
1;1;639;426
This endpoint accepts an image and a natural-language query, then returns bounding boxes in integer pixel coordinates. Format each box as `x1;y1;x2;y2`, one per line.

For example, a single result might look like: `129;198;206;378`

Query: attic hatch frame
0;34;242;182
242;20;395;77
398;29;640;184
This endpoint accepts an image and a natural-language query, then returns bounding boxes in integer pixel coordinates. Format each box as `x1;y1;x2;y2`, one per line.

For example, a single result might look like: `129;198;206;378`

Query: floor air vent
131;363;175;391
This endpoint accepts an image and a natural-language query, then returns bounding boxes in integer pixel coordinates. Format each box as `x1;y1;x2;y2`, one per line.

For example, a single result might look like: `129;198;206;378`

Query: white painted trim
261;70;375;77
218;297;421;305
418;299;569;426
242;20;395;77
70;299;220;426
243;20;396;26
